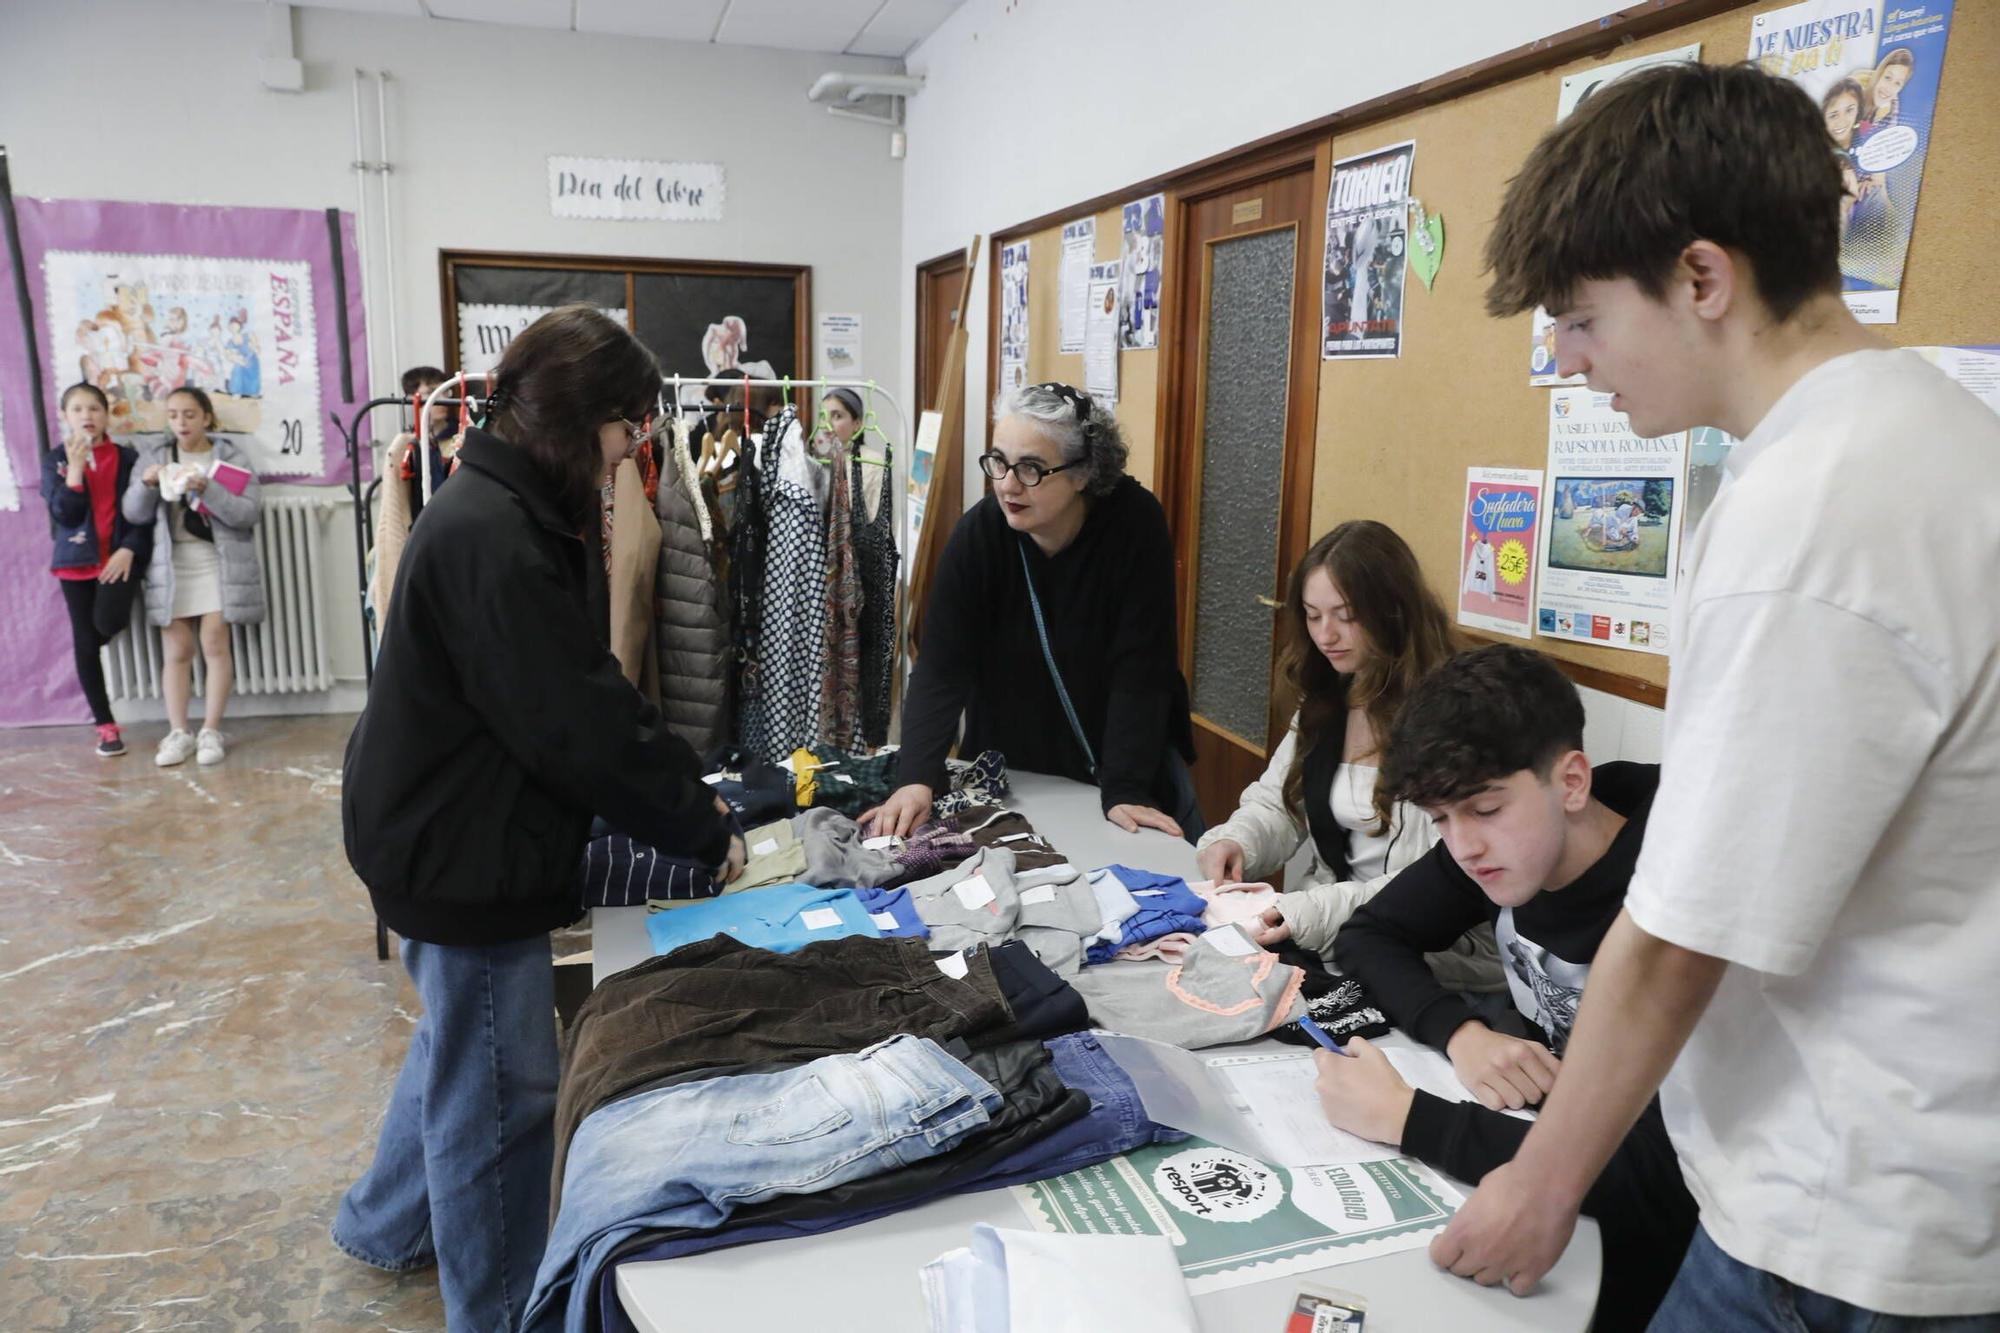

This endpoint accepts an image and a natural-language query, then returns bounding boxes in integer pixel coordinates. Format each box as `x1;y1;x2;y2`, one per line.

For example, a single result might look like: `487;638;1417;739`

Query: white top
1330;761;1394;881
1625;350;2000;1316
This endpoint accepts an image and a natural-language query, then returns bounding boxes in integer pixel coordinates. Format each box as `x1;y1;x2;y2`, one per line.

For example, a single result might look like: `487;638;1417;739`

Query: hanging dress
818;435;864;749
729;412;778;758
753;406;830;758
851;439;900;747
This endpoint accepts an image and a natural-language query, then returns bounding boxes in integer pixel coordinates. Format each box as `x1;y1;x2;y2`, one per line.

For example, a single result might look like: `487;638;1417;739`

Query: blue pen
1296;1014;1349;1056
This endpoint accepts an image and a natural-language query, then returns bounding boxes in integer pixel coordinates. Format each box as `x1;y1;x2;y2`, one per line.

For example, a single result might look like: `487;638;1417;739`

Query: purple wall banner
0;197;368;729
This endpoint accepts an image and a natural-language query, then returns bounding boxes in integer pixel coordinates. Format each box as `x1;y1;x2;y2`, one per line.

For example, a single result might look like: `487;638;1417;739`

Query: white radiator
104;495;338;701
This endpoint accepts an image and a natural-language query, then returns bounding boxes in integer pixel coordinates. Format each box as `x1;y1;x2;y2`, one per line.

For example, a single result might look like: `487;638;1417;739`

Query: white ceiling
247;0;964;57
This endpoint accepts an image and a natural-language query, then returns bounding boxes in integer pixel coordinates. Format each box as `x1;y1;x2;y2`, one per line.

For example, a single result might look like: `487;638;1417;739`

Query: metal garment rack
329;393;415;961
337;373;914;963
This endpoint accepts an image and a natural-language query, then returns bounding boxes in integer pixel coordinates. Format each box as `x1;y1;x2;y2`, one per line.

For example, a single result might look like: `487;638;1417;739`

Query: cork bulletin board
988;0;1999;704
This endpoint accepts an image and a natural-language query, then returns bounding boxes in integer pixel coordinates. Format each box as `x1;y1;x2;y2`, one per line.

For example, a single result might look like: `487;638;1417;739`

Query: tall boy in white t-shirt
1431;61;2000;1329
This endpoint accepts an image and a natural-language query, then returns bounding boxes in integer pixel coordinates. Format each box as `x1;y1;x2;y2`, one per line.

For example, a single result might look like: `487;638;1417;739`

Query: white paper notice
817;312;862;377
0;394;17;512
1536;388;1686;656
1059;217;1095;354
799;907;843;930
1084;259;1121;405
953;875;997;911
1092;1032;1518;1170
1202;925;1257;957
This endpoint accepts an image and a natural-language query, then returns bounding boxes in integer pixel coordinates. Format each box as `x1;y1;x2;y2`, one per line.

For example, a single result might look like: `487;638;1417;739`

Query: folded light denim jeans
523;1033;1002;1333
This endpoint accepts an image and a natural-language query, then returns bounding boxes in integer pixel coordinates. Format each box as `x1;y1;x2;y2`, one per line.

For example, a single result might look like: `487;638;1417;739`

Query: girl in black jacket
333;307;742;1330
39;383;148;756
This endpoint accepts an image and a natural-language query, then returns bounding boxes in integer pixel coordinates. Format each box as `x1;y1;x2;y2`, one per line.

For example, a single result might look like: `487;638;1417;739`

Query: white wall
896;0;1669;759
0;0;907;704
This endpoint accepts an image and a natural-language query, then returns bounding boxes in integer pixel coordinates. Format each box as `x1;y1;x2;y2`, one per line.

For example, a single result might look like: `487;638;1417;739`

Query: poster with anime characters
44;251;320;474
1749;0;1956;323
1322;142;1414;360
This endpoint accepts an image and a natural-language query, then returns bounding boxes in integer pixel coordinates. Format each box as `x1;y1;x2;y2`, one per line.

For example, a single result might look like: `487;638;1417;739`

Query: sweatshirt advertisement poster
1321;141;1414;360
1458;467;1542;641
1013;1136;1460;1293
1536;389;1687;657
1748;0;1956;324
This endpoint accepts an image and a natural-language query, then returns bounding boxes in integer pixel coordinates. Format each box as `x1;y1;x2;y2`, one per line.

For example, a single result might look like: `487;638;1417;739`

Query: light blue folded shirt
644;883;882;957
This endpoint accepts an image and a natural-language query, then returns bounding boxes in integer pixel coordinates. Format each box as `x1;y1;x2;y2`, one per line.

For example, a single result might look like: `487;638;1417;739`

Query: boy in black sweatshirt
1316;644;1695;1331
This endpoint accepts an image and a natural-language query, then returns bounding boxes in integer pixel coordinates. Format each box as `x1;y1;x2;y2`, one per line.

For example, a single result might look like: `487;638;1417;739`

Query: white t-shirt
1330;761;1395;881
1625;350;2000;1316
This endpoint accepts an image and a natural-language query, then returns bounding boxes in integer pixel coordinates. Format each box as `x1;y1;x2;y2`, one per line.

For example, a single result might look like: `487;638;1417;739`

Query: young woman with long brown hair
334;306;742;1329
1194;519;1498;983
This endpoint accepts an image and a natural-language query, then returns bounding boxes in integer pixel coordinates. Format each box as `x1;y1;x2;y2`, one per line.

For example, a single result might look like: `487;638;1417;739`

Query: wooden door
914;249;968;543
1157;153;1327;826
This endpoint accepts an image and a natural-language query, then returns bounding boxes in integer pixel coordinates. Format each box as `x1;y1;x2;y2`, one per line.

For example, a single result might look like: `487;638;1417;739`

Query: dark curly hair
1377;643;1584;818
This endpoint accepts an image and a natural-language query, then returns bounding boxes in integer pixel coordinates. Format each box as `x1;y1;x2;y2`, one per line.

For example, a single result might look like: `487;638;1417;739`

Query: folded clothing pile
546;933;1176;1333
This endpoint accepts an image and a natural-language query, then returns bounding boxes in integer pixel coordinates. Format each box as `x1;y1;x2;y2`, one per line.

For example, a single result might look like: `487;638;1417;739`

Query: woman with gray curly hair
861;380;1197;840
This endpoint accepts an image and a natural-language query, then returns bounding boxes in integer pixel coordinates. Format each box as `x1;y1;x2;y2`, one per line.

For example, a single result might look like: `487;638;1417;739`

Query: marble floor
0;713;578;1332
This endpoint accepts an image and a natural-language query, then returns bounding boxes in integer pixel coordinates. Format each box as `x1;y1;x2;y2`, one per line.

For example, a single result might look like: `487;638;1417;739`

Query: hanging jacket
607;456;662;692
370;437;416;635
655;424;732;752
41;440;151;575
819;435;864;749
851;441;899;746
122;434;265;626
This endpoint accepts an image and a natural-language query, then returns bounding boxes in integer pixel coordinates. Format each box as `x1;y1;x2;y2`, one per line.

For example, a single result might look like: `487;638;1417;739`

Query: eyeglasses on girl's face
977;451;1081;487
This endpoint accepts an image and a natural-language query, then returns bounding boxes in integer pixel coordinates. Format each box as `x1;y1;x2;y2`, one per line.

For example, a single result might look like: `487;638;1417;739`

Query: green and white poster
1012;1136;1461;1294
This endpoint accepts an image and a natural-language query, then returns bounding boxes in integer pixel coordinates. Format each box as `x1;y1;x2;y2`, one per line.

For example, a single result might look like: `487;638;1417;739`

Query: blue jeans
331;935;559;1333
1651;1226;2000;1333
524;1032;1001;1333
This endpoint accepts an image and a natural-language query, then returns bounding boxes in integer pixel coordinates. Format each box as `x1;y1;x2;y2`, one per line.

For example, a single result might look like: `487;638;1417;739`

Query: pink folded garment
1189;879;1279;930
1114;932;1200;963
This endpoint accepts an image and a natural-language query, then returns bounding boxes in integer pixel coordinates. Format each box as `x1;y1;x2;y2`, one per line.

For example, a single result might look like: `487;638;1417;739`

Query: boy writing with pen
1252;644;1694;1332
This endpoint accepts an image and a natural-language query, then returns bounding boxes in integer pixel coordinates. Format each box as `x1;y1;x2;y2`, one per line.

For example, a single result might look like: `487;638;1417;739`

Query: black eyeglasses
978;451;1082;487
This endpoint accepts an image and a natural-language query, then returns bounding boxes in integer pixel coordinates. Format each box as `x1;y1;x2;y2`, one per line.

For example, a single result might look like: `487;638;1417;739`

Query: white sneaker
196;728;227;766
156;729;196;767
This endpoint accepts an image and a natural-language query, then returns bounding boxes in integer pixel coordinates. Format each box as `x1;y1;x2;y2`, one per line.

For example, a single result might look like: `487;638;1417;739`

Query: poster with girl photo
1118;193;1164;350
1749;0;1956;323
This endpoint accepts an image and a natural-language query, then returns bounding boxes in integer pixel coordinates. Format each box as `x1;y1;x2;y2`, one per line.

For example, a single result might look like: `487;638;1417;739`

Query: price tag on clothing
862;835;902;851
751;838;780;857
935;951;970;980
997;832;1040;843
953;875;997;911
1019;885;1058;906
799;907;843;930
869;911;899;930
1204;926;1257;957
701;773;726;786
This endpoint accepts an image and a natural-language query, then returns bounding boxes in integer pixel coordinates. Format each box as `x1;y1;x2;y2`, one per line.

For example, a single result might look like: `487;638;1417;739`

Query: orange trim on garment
1164;950;1281;1018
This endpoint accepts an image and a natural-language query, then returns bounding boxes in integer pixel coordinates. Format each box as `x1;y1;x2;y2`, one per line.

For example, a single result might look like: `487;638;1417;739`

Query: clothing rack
330;392;417;962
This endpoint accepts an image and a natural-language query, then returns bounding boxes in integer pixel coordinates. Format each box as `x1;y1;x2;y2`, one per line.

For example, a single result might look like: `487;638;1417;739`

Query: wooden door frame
914;246;970;535
1154;141;1330;753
